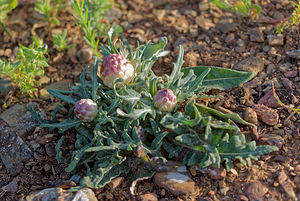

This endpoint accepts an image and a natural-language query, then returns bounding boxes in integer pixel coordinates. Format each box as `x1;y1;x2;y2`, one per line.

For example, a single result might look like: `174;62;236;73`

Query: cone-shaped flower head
74;99;98;122
153;88;177;112
100;54;135;88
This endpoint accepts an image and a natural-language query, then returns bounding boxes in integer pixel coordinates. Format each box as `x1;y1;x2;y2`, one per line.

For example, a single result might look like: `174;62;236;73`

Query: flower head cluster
153;88;177;112
74;99;98;122
100;54;135;88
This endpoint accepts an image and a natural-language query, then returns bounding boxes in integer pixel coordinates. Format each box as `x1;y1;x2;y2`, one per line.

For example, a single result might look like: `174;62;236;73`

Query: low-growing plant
0;0;18;38
208;0;261;19
72;0;122;57
34;30;278;190
276;0;300;34
35;0;67;27
52;29;75;51
0;37;48;95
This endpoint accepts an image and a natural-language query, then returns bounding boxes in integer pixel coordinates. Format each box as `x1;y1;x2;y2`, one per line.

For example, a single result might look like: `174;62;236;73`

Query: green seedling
72;0;122;57
0;37;48;95
276;0;300;34
52;29;75;51
0;0;18;38
209;0;261;19
35;0;67;27
34;29;277;190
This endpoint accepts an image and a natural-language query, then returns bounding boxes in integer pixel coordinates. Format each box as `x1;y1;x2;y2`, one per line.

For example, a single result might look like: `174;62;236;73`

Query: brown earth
0;0;299;200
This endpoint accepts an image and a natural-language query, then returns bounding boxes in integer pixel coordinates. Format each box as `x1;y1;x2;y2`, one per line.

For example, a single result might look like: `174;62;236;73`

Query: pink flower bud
153;88;177;112
74;99;98;122
100;54;135;88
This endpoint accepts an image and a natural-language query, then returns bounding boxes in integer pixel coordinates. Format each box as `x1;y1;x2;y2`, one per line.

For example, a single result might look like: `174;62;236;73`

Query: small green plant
276;0;300;34
208;0;261;19
34;30;278;190
72;0;122;57
0;37;48;95
0;0;18;38
35;0;66;27
52;29;75;51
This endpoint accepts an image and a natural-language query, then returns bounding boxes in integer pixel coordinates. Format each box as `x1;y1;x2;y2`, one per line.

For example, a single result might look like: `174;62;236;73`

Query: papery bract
74;99;98;122
153;88;177;112
100;54;135;88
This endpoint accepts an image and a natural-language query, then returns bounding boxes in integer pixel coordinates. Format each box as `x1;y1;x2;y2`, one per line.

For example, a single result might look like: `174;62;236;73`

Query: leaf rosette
35;28;278;190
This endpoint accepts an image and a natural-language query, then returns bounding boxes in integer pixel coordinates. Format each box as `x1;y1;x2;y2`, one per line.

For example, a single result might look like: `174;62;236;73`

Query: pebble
154;170;195;196
0;119;32;175
2;177;20;193
216;22;237;34
259;134;284;149
39;76;50;85
281;78;293;89
207;166;227;180
278;170;296;200
266;64;275;74
279;63;292;72
0;102;45;137
139;193;158;201
234;57;264;76
287;49;300;59
267;35;284;46
249;27;264;42
258;90;280;108
284;70;298;78
184;52;199;67
0;78;13;96
109;177;124;189
243;107;258;125
252;104;279;126
195;16;215;30
25;187;97;201
245;181;268;201
76;48;93;64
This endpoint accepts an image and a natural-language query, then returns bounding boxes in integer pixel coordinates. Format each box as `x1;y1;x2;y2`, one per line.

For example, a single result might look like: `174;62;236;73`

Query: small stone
287;49;300;59
243;107;258;125
4;49;12;57
266;64;275;74
154;171;195;196
216;22;237;34
278;170;296;200
279;63;292;72
73;188;98;201
246;181;268;201
225;33;235;44
45;143;56;157
109;177;124;189
273;11;284;20
281;78;293;89
76;48;93;63
234;57;264;76
249;27;264;42
0;122;32;175
252;104;279;126
207;166;226;180
25;188;72;200
259;134;284;149
184;52;199;67
39;76;50;85
139;193;158;201
0;103;45;137
258;90;280;108
0;78;13;96
267;35;284;46
153;9;165;22
284;71;298;78
2;177;20;193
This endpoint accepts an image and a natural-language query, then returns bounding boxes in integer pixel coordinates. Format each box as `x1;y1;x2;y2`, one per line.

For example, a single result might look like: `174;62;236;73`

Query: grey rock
0;103;45;137
0;120;32;175
249;27;264;42
2;177;20;193
266;64;276;74
279;63;292;72
273;11;284;20
234;57;264;76
267;34;284;46
105;7;122;22
0;78;13;96
25;188;97;201
120;21;133;31
246;181;268;201
281;78;293;89
287;49;300;59
154;162;195;196
76;48;93;64
216;22;237;34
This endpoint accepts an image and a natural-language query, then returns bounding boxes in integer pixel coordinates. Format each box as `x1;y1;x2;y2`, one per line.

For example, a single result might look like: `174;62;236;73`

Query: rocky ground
0;0;299;200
